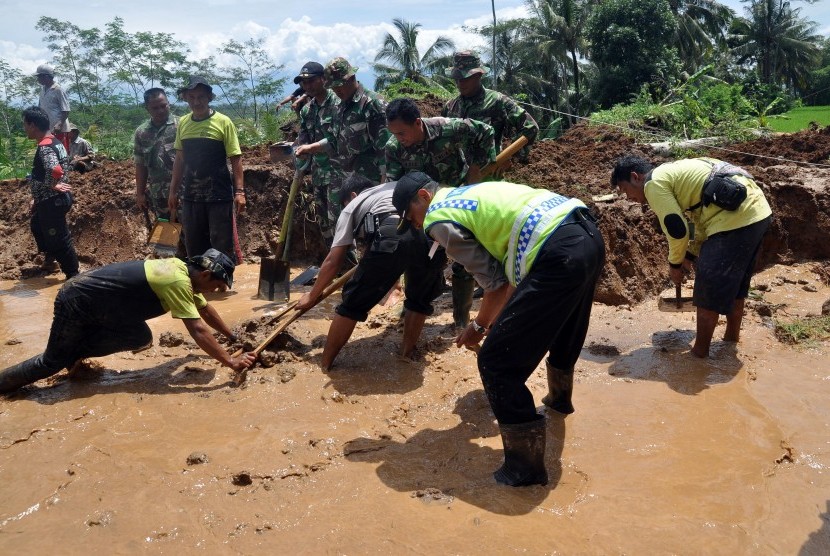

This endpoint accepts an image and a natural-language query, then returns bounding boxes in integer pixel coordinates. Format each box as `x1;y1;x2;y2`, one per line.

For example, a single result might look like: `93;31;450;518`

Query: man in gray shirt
296;174;446;370
35;64;71;151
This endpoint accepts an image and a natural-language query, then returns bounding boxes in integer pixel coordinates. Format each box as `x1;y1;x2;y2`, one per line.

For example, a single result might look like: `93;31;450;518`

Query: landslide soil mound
1;123;828;305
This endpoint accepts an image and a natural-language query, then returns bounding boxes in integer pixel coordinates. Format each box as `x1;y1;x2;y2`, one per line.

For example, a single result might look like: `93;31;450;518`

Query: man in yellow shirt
0;249;255;394
611;155;772;358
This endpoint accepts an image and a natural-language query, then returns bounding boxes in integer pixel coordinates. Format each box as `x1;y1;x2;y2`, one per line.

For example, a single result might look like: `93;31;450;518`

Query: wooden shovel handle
480;135;529;178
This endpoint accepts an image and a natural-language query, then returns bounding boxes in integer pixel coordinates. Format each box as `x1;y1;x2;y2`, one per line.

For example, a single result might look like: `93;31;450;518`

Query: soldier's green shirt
442;87;538;151
297;90;342;186
133;115;179;188
384;117;496;186
328;83;389;182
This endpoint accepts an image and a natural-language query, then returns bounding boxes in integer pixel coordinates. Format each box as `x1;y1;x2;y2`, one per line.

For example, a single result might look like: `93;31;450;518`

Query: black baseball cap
293;62;325;84
393;171;436;233
189;248;235;288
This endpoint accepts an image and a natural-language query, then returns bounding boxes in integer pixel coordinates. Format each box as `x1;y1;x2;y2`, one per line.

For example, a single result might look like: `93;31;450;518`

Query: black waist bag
702;174;747;211
692;161;752;211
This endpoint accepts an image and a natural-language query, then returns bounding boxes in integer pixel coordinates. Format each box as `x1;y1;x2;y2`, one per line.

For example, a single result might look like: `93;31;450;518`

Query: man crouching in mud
0;249;255;394
394;171;605;487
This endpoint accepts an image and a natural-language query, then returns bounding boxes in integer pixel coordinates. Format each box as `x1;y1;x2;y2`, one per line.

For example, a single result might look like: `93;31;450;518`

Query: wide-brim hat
324;57;358;88
445;50;488;80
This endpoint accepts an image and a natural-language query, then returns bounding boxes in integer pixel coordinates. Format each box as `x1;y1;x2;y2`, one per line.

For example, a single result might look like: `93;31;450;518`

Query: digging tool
147;218;183;258
233;266;357;384
258;142;309;301
658;284;695;312
480;135;529;178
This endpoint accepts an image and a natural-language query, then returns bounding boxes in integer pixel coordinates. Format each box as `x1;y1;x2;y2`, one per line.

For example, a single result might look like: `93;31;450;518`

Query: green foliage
767;105;830;132
0;135;31;179
381;79;453;101
775;314;830;345
372;18;456;91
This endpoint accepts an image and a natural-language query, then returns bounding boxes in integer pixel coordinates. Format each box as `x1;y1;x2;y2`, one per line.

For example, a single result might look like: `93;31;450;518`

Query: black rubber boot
541;360;574;414
494;418;548;487
451;275;474;328
0;355;56;394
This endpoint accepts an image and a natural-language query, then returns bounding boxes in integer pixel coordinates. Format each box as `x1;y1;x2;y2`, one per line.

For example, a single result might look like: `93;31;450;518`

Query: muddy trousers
478;219;605;425
31;194;79;277
181;200;236;263
0;293;152;393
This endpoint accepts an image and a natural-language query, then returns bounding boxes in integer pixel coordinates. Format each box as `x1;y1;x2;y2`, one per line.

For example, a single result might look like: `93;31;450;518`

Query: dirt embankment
1;123;828;305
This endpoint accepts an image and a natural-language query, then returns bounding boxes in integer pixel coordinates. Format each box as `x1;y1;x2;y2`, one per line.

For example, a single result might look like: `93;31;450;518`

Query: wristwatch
471;319;487;334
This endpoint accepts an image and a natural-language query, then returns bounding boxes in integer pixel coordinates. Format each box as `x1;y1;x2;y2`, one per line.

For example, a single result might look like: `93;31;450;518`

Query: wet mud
1;123;829;553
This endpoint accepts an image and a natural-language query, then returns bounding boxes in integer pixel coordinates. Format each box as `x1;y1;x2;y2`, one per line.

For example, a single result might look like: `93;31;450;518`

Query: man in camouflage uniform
291;62;343;243
135;88;179;221
385;97;497;328
319;57;390;184
442;51;538;158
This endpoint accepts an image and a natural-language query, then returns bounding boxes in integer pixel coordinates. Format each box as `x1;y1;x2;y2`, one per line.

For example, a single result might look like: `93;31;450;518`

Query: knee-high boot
541;359;574;414
493;417;548;487
451;275;474;328
0;355;58;394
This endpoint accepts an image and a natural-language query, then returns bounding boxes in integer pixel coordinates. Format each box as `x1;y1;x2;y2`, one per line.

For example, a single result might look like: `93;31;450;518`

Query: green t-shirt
144;258;207;319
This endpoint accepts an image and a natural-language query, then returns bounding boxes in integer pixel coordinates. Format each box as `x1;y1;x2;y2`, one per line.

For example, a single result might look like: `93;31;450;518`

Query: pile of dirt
1;122;829;306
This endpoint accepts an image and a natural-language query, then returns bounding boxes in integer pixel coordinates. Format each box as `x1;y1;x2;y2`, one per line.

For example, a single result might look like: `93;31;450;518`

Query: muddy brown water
1;263;828;554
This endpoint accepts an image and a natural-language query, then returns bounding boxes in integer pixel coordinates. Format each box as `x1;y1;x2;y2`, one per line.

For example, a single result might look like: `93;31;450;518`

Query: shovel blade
258;257;290;302
658;296;696;312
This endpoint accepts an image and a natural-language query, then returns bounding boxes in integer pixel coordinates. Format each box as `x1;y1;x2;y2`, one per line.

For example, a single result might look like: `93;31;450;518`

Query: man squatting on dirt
394;171;606;487
611;155;772;358
296;174;446;370
0;250;256;394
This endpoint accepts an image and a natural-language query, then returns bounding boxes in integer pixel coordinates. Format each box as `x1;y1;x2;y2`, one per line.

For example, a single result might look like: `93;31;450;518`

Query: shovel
258;143;308;301
480;135;529;178
658;283;695;312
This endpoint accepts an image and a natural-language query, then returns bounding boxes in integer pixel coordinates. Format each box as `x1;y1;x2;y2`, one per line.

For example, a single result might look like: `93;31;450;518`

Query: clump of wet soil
1;122;828;305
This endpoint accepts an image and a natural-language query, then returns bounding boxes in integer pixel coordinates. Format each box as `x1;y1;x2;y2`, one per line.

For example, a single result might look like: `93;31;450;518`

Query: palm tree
372;18;456;90
668;0;734;71
731;0;822;90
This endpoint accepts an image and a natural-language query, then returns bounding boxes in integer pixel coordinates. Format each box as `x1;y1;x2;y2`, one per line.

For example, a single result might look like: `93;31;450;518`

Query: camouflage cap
324;57;358;88
445;51;488;80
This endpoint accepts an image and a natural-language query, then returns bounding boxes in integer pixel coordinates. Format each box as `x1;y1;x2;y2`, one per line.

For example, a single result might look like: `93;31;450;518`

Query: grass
774;314;830;345
767;106;830;133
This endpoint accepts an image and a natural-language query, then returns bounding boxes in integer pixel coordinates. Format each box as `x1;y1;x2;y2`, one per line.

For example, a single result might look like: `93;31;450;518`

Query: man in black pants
23;106;79;279
0;249;256;394
296;174;446;371
394;172;605;487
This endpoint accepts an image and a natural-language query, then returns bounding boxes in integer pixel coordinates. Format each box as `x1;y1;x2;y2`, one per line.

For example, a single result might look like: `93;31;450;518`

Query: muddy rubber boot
541;360;574;414
451;275;474;328
0;355;56;394
493;418;548;487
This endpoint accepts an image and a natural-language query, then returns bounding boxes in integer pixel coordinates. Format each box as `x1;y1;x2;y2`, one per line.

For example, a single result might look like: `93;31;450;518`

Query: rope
518;100;830;170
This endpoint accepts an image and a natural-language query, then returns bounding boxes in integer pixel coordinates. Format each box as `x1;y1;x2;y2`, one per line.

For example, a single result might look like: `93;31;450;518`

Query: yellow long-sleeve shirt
644;158;772;265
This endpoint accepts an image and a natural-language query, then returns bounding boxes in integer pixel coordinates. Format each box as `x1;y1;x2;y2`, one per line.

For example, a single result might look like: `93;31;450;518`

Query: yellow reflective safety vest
423;181;586;285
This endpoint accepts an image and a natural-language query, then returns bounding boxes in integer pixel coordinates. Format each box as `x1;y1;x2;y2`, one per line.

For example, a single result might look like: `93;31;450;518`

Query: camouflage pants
147;180;181;222
311;177;343;241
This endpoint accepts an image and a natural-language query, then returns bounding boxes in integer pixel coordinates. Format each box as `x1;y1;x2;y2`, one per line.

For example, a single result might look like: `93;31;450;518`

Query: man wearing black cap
291;61;344;243
0;249;256;395
295;174;445;370
168;76;245;263
394;172;605;487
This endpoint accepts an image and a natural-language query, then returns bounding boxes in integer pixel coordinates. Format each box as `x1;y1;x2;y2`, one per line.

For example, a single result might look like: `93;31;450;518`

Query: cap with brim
324;57;358;88
392;171;435;233
189;248;235;288
35;64;54;76
445;51;488;80
177;75;213;96
293;61;325;84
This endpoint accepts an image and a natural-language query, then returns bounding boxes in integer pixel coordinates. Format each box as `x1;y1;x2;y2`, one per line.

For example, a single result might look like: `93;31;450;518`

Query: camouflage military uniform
297;89;343;239
134;115;179;219
323;58;390;184
384;117;496;186
442;87;538;151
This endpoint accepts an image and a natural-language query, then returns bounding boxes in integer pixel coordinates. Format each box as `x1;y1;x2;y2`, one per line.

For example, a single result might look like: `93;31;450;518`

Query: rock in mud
186;452;209;465
232;471;253;486
5;338;22;345
158;331;185;347
68;359;106;381
259;350;277;368
822;298;830;316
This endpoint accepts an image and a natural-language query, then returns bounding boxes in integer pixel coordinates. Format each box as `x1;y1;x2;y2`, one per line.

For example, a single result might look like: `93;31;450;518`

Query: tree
372;18;456;90
668;0;735;72
219;37;284;124
585;0;681;108
730;0;822;91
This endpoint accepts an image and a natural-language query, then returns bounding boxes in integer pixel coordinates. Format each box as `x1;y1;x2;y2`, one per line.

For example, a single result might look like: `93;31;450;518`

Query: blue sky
1;0;828;95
